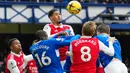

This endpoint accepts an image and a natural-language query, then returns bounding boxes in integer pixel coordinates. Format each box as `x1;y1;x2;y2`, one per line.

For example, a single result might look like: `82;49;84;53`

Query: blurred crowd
97;0;130;4
0;52;7;73
70;0;130;4
0;0;130;4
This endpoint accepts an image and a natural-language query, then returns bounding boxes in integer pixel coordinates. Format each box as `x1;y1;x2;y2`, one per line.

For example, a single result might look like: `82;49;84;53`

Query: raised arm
24;54;34;66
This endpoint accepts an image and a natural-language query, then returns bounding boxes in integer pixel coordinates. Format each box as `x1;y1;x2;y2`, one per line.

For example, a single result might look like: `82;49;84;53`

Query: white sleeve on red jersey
24;54;34;67
67;25;75;36
69;43;73;63
98;40;114;56
43;24;51;36
43;24;57;38
24;54;33;62
7;59;20;73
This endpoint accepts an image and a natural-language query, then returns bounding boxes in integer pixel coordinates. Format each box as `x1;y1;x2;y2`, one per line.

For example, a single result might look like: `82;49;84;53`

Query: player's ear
10;46;12;50
49;16;53;21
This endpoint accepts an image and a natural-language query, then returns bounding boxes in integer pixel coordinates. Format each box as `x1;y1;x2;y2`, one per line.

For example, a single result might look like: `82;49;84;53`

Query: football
66;1;82;14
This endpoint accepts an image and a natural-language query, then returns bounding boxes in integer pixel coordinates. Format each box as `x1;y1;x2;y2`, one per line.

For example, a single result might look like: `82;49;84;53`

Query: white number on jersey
80;46;91;62
35;51;51;67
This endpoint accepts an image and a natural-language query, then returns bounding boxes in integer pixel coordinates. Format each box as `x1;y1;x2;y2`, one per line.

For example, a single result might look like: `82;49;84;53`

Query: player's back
96;34;122;67
96;34;113;67
30;40;63;73
70;37;100;73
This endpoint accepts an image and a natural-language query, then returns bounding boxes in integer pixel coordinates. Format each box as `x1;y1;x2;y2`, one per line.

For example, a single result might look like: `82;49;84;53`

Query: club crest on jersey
30;62;33;65
55;30;58;32
11;61;13;65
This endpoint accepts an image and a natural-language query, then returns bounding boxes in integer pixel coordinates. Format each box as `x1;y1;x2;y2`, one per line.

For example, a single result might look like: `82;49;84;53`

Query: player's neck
11;51;20;55
15;52;20;55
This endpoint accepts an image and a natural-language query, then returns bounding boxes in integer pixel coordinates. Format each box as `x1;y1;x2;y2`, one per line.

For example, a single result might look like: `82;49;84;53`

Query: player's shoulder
6;54;11;59
71;39;79;44
43;24;54;30
44;24;50;27
8;59;16;66
7;59;17;70
92;37;99;41
29;43;38;53
44;23;54;28
6;53;15;60
113;39;120;45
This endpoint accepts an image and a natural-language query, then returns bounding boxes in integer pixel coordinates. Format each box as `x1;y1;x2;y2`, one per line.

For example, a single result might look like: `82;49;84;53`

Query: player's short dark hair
48;9;58;18
8;38;18;47
82;21;96;36
97;24;110;34
36;30;48;41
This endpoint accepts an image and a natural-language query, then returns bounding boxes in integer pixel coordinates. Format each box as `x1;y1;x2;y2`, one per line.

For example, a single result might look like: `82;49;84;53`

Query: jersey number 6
35;51;51;67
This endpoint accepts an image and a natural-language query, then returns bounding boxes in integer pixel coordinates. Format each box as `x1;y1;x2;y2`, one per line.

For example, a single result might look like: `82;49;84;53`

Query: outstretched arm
99;40;114;56
24;54;34;67
50;35;80;49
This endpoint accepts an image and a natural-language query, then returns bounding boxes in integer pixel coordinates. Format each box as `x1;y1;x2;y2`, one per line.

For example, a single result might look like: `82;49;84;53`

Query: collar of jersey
53;24;63;28
11;51;21;57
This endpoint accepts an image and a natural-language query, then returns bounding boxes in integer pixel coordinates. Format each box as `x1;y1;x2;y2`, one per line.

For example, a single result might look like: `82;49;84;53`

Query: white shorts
105;58;128;73
60;60;66;73
60;60;66;69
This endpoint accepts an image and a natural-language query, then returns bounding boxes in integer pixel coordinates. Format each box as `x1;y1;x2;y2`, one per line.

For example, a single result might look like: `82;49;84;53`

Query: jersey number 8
80;46;91;62
35;51;51;67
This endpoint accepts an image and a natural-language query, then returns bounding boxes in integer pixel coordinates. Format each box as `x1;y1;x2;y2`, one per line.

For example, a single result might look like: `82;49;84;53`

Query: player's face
51;11;62;24
11;40;22;54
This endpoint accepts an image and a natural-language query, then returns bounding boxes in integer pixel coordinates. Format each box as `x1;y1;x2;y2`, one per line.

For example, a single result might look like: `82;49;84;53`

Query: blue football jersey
95;34;122;67
30;38;70;73
30;35;80;73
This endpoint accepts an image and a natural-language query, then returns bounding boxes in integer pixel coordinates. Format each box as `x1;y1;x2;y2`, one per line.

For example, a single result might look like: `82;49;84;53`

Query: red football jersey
6;52;24;73
27;60;38;73
49;24;70;61
70;37;100;73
